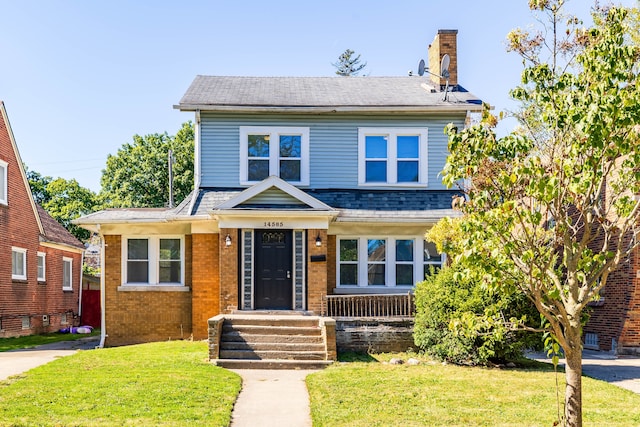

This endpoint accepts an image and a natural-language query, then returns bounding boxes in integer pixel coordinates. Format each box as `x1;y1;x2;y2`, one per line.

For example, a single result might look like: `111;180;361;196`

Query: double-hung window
358;128;428;186
123;236;184;285
240;126;310;185
0;159;7;205
337;237;443;288
37;252;46;281
11;247;27;280
62;257;73;290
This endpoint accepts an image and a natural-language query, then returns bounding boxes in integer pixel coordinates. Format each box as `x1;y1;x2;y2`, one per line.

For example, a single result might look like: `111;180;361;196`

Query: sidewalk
529;349;640;394
229;369;317;427
0;336;99;381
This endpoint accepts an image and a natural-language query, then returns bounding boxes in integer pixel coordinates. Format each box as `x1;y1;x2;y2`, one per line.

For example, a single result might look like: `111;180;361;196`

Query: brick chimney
428;29;458;91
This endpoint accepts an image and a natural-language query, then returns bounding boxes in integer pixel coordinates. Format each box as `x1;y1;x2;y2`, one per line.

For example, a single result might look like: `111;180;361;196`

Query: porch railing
321;293;415;318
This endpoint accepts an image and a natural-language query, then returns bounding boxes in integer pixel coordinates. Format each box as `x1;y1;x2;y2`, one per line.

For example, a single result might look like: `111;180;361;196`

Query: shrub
413;264;540;365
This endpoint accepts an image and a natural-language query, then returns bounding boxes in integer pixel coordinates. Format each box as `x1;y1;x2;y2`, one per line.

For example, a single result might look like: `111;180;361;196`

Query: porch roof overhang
213;208;338;229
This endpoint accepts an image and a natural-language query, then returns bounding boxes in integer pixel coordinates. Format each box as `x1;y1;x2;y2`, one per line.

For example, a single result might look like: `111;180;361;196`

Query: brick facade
307;229;328;313
191;233;220;339
0;103;83;338
219;228;239;314
103;235;192;346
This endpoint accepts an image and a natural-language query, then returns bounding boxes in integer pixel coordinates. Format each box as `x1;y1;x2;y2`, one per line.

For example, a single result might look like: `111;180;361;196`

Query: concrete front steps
208;314;336;369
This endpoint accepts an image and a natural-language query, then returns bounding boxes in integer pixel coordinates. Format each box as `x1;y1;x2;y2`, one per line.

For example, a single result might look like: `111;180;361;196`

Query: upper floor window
358;128;428;186
240;127;310;185
11;247;27;280
0;159;7;205
37;252;46;281
62;257;73;290
122;236;184;285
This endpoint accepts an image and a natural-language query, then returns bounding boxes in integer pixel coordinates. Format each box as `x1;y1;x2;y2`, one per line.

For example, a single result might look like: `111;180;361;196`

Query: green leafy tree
43;178;97;241
26;167;97;241
442;3;640;426
100;122;194;208
25;167;53;205
332;49;367;76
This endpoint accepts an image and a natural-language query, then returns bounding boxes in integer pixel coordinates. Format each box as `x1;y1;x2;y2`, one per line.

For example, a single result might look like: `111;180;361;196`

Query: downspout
78;248;85;320
98;227;107;348
188;109;201;215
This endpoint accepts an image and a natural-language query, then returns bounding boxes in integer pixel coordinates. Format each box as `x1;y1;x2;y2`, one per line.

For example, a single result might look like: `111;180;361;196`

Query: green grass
0;341;241;426
307;352;640;427
0;329;101;352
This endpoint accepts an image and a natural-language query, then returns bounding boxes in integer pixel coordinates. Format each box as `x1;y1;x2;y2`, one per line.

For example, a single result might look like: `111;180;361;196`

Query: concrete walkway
229;369;317;427
0;336;99;381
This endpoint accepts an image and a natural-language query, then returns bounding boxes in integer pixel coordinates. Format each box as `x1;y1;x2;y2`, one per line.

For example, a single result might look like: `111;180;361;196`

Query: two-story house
75;30;484;347
0;102;85;337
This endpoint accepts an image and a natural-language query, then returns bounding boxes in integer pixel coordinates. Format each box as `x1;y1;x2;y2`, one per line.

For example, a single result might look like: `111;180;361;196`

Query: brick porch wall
103;235;192;346
191;233;220;340
307;229;328;313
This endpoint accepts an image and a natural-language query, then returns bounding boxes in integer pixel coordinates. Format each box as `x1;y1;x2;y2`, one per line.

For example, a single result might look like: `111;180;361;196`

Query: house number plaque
263;221;284;228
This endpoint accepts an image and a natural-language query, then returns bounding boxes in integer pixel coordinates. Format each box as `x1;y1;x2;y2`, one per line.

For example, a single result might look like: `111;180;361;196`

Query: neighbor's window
337;237;444;287
37;252;46;281
11;247;27;280
0;159;7;205
21;316;30;330
123;236;184;285
358;128;427;186
240;126;309;185
62;257;73;290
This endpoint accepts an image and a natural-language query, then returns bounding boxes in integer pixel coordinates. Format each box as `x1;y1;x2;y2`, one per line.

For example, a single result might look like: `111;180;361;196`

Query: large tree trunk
564;346;583;427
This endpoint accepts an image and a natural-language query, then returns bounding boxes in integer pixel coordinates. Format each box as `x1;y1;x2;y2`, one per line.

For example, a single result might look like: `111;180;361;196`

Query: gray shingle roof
75;188;460;224
176;76;482;112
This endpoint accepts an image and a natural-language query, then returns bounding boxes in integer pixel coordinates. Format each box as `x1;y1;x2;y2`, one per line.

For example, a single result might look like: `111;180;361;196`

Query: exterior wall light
315;235;322;247
225;234;232;247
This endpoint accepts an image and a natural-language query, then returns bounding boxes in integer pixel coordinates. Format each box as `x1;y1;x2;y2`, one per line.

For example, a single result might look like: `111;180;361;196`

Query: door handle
287;271;291;279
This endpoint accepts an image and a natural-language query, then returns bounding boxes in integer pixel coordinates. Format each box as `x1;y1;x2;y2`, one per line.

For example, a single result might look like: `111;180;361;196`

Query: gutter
174;104;483;114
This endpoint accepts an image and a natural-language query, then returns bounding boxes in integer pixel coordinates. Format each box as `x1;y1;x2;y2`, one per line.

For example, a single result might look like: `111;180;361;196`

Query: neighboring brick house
0;101;85;338
75;30;482;347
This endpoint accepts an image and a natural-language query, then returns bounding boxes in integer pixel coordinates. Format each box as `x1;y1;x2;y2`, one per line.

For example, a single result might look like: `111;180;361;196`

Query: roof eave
174;104;483;114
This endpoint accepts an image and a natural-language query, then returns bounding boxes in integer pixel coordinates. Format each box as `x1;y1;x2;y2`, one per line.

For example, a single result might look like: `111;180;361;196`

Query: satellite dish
440;54;450;78
418;59;426;77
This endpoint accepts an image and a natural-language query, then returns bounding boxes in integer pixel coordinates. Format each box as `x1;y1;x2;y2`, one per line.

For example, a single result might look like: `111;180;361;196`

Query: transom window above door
240;127;310;185
358;128;428;186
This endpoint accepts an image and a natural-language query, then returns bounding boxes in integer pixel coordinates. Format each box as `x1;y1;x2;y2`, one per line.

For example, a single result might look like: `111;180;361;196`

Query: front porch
208;293;416;368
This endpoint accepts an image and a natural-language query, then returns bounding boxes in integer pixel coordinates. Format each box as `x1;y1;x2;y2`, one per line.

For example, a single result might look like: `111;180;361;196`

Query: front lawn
307;353;640;427
0;341;241;426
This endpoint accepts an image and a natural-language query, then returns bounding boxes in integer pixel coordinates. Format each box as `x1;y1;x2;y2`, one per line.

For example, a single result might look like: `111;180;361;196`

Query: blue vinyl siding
199;113;464;190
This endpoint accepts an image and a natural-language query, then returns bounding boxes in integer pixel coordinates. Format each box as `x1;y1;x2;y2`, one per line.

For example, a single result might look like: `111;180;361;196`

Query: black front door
254;230;293;310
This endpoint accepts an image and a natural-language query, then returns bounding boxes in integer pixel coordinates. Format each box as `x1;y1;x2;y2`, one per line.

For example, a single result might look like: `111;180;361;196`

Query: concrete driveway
530;349;640;394
0;336;99;381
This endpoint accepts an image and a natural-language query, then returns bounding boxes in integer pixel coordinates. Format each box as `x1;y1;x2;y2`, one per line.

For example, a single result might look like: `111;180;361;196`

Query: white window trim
37;252;46;281
11;247;27;280
239;126;310;185
357;128;428;187
121;236;185;286
337;237;443;288
0;159;7;205
62;257;73;290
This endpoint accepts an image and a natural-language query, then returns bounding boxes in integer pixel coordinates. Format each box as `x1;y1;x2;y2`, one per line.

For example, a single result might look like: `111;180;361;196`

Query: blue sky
0;0;635;192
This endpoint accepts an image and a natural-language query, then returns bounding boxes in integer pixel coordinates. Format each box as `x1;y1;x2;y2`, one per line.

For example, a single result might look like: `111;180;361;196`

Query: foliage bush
413;264;541;365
